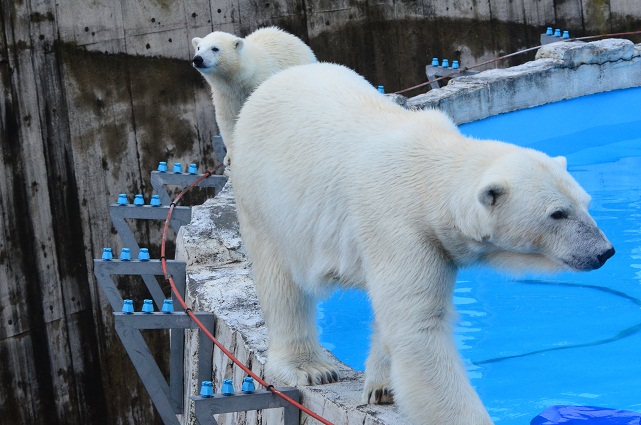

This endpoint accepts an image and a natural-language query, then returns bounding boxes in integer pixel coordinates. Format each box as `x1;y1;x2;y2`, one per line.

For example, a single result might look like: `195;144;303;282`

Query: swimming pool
317;87;641;423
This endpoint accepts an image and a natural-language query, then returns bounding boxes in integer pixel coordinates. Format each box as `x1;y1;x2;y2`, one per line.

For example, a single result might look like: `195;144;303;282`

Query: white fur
191;27;316;165
232;63;614;424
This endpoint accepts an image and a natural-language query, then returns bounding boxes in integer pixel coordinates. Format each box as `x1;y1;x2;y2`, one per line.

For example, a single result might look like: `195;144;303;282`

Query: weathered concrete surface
406;39;641;124
177;39;641;424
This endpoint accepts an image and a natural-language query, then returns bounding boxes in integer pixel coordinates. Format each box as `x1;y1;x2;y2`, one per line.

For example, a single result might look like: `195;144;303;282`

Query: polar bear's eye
550;210;568;220
212;47;219;52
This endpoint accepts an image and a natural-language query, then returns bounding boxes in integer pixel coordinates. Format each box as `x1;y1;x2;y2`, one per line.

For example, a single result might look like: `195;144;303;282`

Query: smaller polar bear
191;27;316;166
231;63;615;424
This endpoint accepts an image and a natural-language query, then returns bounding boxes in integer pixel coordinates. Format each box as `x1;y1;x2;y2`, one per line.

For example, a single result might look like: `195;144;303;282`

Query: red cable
159;166;335;425
394;29;641;95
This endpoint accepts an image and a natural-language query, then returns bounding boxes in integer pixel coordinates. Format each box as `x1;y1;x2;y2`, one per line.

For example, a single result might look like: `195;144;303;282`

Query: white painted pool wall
177;39;641;425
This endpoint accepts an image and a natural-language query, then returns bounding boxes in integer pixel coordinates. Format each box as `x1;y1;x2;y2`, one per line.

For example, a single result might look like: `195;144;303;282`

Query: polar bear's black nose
193;55;204;68
597;246;615;266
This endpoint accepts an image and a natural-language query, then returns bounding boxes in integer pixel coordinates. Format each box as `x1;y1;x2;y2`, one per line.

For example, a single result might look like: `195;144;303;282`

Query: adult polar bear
232;63;614;424
191;27;316;165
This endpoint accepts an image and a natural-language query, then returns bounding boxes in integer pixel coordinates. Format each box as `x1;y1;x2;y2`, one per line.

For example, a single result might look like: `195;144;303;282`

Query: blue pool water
317;87;641;423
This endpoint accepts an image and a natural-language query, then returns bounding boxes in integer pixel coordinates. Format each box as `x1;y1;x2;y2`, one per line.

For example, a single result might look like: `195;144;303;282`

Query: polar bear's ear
553;156;567;169
479;183;507;208
234;39;244;50
191;37;201;49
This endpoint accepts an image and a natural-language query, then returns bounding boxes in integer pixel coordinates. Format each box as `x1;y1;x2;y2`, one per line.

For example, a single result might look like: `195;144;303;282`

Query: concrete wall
41;0;641;92
176;39;641;424
1;0;640;423
1;2;218;424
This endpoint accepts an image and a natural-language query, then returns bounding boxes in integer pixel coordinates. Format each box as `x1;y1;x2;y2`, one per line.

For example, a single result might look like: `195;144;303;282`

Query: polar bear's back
236;62;407;154
234;62;458;173
245;27;316;70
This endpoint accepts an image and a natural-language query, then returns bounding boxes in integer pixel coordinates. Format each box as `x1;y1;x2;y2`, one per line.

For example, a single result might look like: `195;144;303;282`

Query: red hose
159;167;334;425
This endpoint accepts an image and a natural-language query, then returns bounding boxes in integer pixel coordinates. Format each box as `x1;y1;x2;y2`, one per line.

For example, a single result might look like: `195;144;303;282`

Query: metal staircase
93;151;300;424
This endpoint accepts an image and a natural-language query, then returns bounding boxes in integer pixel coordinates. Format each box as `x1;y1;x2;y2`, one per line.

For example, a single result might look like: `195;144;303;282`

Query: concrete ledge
177;39;641;425
406;39;641;124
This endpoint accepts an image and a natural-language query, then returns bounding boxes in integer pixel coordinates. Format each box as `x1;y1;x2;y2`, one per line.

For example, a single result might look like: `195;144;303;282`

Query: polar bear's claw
366;387;394;405
297;363;341;385
268;355;340;386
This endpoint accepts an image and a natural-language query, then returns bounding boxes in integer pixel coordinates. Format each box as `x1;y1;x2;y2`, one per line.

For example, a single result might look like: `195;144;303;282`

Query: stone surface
535;39;637;66
407;40;641;125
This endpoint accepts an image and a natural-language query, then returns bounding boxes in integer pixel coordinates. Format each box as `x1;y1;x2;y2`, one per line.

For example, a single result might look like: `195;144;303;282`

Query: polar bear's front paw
363;379;394;404
267;354;340;386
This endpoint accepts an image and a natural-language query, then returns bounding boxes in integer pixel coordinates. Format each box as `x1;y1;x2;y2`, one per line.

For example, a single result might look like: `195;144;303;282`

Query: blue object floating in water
531;405;641;425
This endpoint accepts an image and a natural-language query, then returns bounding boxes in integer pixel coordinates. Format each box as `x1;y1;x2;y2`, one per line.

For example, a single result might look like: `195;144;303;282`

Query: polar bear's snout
565;244;615;271
192;55;205;69
597;245;616;266
562;222;615;271
585;241;615;270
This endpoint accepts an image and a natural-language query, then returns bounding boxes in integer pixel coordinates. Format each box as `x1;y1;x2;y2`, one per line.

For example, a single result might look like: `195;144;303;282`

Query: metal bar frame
191;389;300;425
150;171;227;205
94;260;214;425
